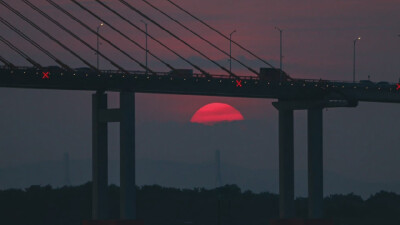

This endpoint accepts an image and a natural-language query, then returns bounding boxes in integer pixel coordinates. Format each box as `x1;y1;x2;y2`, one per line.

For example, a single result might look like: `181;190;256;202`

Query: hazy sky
0;0;400;195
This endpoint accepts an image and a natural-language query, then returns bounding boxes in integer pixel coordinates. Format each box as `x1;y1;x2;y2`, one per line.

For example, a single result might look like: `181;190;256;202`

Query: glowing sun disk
190;102;244;125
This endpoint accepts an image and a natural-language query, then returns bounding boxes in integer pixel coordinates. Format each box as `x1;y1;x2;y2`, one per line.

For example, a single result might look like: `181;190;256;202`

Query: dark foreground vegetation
1;183;400;225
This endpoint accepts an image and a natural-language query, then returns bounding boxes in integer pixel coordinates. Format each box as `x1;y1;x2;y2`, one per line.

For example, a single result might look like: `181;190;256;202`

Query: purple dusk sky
0;0;400;196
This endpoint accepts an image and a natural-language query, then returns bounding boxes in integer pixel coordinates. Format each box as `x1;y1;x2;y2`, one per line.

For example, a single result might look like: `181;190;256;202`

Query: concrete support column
92;91;108;219
120;92;136;219
308;108;323;218
278;109;295;218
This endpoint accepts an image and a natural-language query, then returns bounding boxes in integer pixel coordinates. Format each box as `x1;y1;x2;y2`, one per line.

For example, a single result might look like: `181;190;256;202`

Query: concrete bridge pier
91;91;137;221
278;108;295;218
273;100;356;222
92;91;109;219
119;92;136;219
273;101;325;220
308;108;323;219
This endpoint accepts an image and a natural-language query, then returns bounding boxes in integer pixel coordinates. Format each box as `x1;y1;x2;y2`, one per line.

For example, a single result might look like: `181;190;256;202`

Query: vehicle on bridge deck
360;80;375;85
44;65;64;71
11;66;38;72
168;69;194;78
75;67;95;73
258;68;293;82
376;81;390;86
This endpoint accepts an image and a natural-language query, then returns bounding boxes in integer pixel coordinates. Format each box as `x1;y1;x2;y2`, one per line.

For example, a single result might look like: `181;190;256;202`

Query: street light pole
96;23;104;70
141;20;148;74
275;27;283;71
353;37;361;82
398;35;400;83
229;30;236;73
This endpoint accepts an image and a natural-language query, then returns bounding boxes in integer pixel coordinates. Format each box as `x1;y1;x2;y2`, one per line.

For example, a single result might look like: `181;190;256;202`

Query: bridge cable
141;0;259;76
0;0;99;72
44;0;154;75
1;0;126;74
70;0;175;72
119;0;239;78
167;0;276;69
25;0;133;74
0;34;43;69
0;54;16;69
94;0;211;78
0;15;72;72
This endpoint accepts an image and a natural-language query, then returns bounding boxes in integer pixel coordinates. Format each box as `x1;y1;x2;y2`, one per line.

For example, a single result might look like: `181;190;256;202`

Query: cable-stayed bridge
0;0;399;224
0;0;399;103
1;66;400;103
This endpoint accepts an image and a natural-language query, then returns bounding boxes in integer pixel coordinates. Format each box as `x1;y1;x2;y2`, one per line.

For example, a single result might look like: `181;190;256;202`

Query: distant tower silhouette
63;152;71;186
215;150;222;187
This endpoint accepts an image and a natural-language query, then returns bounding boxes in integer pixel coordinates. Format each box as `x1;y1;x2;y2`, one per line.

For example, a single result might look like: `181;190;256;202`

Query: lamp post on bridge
275;26;283;83
141;20;148;75
96;23;104;70
229;30;236;74
353;36;361;82
398;34;400;83
275;26;283;71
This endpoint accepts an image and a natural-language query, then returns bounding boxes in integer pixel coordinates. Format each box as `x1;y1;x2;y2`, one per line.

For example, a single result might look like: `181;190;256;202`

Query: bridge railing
99;69;169;76
296;78;396;86
1;66;397;87
0;65;35;70
99;69;259;80
192;73;259;80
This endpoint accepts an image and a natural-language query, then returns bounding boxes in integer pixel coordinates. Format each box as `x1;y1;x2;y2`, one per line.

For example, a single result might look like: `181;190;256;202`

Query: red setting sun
190;103;244;126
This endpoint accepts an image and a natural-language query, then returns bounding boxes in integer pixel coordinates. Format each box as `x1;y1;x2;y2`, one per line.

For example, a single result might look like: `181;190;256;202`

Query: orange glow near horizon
190;103;244;126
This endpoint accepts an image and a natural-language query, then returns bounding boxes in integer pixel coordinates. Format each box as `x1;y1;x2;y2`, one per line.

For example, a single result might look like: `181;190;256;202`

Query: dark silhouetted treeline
1;183;400;225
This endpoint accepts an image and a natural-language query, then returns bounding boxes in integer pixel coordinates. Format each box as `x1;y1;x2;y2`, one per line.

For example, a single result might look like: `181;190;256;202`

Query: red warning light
396;83;400;90
236;80;242;87
42;72;49;79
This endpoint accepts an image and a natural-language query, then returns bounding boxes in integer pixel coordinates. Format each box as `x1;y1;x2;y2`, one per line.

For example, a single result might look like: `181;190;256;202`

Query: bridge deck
1;67;400;103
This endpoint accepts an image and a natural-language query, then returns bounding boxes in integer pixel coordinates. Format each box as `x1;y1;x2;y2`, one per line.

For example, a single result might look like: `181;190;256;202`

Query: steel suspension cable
70;0;174;71
0;0;99;72
2;0;126;74
0;33;42;69
0;54;15;68
29;0;133;74
167;0;276;69
141;0;259;76
0;15;72;71
94;0;210;77
119;0;238;78
44;0;152;74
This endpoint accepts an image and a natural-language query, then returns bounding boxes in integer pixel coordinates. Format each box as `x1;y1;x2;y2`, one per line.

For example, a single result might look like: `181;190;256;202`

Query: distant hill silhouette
1;159;400;198
1;183;400;225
